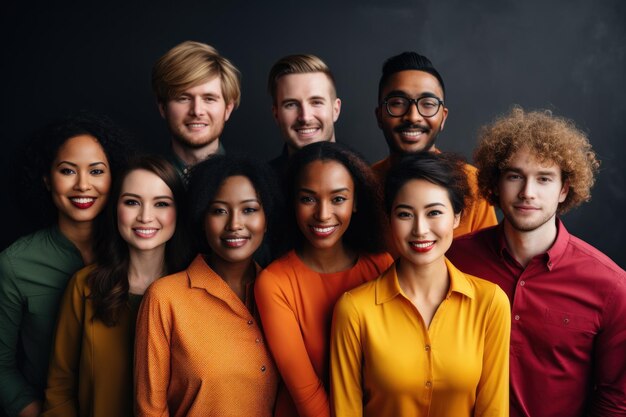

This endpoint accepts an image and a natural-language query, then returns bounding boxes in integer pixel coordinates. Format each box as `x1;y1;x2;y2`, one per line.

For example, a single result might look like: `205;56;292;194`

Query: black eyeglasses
383;96;444;118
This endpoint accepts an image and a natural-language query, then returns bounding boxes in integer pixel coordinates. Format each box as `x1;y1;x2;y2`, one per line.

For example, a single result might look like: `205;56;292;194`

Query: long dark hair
285;142;387;254
88;155;191;326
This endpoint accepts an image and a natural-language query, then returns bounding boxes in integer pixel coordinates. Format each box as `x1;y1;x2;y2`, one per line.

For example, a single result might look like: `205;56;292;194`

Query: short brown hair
267;54;336;102
152;41;241;108
474;106;600;214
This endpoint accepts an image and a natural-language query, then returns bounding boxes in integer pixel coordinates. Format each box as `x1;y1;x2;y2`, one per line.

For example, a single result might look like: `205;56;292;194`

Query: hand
18;400;42;417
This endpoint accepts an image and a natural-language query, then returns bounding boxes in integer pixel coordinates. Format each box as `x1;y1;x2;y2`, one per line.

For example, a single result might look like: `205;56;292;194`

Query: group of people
0;40;623;417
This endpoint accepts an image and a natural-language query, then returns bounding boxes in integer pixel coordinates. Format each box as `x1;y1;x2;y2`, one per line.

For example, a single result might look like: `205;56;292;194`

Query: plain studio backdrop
2;0;625;268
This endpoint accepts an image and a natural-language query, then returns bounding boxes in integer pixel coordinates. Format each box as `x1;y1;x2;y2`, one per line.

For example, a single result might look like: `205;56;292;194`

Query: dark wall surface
2;0;625;267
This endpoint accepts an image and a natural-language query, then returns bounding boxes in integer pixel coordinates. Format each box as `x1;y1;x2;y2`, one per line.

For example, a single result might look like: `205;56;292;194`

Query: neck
171;138;220;166
395;256;449;298
503;216;559;267
389;145;437;163
58;216;94;264
206;253;256;300
297;241;357;274
127;246;167;295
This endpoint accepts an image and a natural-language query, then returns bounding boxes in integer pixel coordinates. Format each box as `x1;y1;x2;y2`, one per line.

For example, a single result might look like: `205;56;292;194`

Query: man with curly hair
372;51;497;238
447;107;626;417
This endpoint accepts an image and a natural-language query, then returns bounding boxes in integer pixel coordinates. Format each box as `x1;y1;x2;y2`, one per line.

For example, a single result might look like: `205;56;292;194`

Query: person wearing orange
372;51;496;237
331;152;510;417
135;155;281;417
255;142;393;417
42;156;190;417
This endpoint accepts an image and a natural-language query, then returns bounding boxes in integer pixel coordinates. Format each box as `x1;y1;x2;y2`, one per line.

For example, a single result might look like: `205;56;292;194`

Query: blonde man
152;41;241;181
267;54;341;175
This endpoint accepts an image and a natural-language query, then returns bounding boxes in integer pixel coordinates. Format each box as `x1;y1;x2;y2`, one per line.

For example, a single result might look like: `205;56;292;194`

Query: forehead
395;179;451;206
380;70;444;98
177;76;222;96
121;169;170;193
298;160;353;187
56;134;107;160
215;175;258;200
276;72;334;99
504;147;562;176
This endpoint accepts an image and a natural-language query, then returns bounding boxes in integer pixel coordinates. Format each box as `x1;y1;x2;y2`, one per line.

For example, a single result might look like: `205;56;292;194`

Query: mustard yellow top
330;259;510;417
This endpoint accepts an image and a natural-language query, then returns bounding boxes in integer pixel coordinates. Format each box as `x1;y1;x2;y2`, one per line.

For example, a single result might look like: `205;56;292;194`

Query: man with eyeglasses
372;51;497;237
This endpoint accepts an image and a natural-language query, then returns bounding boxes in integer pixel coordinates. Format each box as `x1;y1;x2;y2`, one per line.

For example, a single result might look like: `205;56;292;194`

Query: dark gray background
2;0;625;267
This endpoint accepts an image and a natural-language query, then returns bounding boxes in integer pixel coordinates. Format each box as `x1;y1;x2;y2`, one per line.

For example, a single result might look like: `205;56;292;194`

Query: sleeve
134;284;172;417
41;273;85;417
588;273;626;416
474;285;511;417
330;293;364;417
0;252;39;417
254;269;329;417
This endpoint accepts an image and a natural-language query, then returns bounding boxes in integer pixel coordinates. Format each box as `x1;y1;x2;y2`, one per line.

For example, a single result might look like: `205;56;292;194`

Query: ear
440;106;449;131
452;212;461;229
375;106;383;129
272;104;279;124
43;175;50;191
333;98;342;122
157;101;166;119
224;102;235;122
558;179;570;204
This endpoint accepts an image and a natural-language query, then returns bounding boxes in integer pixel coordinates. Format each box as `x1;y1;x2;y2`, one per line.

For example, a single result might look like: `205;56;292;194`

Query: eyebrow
299;187;350;194
394;202;446;210
56;161;108;168
211;198;260;205
503;167;559;176
121;193;174;200
384;90;440;99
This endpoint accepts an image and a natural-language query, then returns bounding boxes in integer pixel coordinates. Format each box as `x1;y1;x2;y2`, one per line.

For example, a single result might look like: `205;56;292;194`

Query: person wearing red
255;142;393;417
447;107;626;417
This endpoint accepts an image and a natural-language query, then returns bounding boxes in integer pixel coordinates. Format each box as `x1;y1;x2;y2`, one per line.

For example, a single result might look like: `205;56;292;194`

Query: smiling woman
134;155;282;417
0;113;131;417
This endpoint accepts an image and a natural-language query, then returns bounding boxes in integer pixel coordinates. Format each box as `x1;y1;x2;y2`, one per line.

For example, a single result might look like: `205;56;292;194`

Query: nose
403;100;424;124
227;211;243;231
138;205;153;223
73;172;92;192
189;97;206;116
412;213;429;237
314;200;331;221
519;179;536;200
297;103;312;123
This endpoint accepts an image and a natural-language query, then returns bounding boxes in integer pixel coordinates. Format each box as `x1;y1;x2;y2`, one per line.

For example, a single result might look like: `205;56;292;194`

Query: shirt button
425;381;432;388
514;315;520;320
261;365;266;372
256;338;261;343
247;319;254;325
425;345;430;351
519;280;525;286
563;318;570;325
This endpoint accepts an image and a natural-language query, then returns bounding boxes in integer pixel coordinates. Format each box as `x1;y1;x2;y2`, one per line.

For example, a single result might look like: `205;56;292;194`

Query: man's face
376;70;448;154
159;77;234;151
498;147;569;234
272;72;341;154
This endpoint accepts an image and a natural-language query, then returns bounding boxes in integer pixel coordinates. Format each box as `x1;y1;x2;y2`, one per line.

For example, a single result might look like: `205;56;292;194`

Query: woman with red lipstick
330;152;510;417
0;113;130;417
255;142;393;417
42;156;190;417
135;155;281;417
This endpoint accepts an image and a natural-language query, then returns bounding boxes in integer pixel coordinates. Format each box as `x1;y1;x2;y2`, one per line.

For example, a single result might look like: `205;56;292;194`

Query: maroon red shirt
447;219;626;417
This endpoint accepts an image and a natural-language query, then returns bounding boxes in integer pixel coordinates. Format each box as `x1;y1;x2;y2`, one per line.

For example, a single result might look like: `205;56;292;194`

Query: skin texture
376;70;448;155
117;169;176;254
273;73;341;154
203;175;266;265
295;160;355;255
45;134;111;230
159;77;234;163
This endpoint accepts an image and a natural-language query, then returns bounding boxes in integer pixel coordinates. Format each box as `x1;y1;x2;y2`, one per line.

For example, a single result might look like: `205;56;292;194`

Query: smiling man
373;52;496;238
447;107;626;417
152;41;241;183
267;54;341;176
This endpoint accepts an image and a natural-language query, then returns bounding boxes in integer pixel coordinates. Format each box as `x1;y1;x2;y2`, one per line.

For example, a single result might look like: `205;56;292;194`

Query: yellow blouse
330;258;510;417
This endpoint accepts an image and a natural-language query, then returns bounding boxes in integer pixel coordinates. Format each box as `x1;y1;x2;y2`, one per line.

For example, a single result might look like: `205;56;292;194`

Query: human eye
175;96;190;103
209;206;227;215
122;199;140;206
298;195;315;204
386;97;407;108
331;195;347;204
427;209;443;217
420;98;439;108
395;210;413;219
59;168;76;175
155;201;171;208
284;101;298;110
538;176;552;183
243;206;260;214
204;96;218;103
311;99;325;106
506;173;522;181
90;168;105;175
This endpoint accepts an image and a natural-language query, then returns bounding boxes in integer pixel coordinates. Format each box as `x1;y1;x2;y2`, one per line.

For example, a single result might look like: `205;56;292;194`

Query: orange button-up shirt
135;255;278;417
331;259;510;417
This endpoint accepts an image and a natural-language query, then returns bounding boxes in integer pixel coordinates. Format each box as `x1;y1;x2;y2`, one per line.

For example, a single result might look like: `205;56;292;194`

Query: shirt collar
375;258;475;305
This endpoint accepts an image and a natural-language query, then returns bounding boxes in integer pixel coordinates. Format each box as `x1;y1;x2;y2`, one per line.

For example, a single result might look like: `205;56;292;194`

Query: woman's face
117;169;177;253
47;135;111;226
390;179;460;267
204;175;266;263
295;160;355;252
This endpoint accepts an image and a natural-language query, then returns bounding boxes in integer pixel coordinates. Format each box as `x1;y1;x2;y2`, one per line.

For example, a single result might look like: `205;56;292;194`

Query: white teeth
401;131;424;137
135;229;157;236
188;123;207;128
297;128;318;134
70;197;95;203
312;226;335;233
225;238;246;243
411;241;434;248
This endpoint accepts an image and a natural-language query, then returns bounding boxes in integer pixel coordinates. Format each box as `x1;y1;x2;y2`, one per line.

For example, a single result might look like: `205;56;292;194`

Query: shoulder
144;269;189;301
258;251;303;284
1;228;51;260
69;264;98;293
566;234;625;278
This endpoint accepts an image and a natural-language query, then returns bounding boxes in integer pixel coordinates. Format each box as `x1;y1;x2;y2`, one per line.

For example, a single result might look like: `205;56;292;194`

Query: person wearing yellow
330;152;510;417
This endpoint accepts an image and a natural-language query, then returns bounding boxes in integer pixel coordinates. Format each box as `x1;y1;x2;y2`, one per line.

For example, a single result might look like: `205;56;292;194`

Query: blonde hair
474;106;600;214
267;54;336;102
152;41;241;108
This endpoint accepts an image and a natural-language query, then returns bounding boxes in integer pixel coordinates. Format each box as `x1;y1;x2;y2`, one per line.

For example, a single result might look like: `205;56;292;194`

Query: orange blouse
135;255;278;417
255;250;393;417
